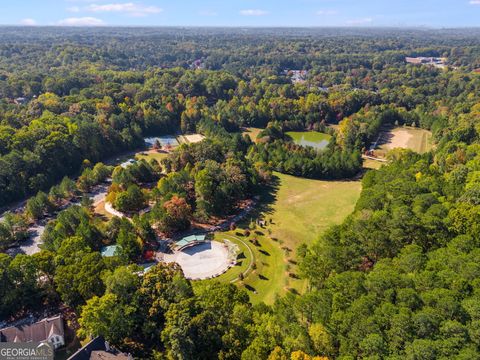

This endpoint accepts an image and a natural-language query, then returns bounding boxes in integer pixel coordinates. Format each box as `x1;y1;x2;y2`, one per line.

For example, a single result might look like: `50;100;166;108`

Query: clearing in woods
208;172;362;304
376;127;432;156
242;127;264;143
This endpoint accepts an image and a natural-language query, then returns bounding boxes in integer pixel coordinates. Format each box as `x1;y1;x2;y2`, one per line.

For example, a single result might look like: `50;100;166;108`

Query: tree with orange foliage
153;195;192;235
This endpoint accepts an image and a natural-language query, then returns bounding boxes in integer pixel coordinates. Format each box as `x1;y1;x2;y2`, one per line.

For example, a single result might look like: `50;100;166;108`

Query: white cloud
57;17;106;26
86;2;162;17
20;18;37;26
346;17;373;26
317;10;338;16
470;0;480;4
240;9;268;16
67;6;81;12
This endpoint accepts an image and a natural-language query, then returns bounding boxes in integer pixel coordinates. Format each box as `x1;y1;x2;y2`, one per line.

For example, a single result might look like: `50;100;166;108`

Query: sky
1;0;480;28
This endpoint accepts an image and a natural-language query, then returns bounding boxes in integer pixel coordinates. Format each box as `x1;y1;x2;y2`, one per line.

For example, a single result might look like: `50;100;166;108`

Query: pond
286;131;331;150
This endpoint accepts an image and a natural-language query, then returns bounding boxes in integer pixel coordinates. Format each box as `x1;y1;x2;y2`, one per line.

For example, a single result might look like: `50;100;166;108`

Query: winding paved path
104;202;125;218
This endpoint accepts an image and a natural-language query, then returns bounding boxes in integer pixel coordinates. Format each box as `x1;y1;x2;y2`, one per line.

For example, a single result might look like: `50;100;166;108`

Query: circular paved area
164;241;231;280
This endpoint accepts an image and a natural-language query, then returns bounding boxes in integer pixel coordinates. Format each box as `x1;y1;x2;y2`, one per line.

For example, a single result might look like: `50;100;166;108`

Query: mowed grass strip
135;150;168;163
412;128;432;154
211;172;361;304
203;232;285;305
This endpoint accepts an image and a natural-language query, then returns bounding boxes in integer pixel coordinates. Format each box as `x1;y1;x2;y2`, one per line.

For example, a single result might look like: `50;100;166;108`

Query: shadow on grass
259;274;269;280
245;284;257;293
94;213;110;222
259;249;271;256
252;175;280;219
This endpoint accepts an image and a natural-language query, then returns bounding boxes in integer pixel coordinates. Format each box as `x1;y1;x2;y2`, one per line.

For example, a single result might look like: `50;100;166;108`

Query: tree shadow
252;175;280;218
245;284;257;293
259;274;269;280
259;249;270;256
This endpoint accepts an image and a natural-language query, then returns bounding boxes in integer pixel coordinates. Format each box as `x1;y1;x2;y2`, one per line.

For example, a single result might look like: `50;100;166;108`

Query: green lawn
286;131;332;150
135;150;168;163
202;232;285;305
210;172;362;304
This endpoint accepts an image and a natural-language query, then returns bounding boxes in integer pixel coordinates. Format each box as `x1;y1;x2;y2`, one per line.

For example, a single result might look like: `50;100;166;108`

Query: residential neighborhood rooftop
0;315;64;349
68;336;132;360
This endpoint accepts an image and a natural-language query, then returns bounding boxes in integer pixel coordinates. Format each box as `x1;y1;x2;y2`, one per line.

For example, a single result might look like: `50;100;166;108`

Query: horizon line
1;25;480;30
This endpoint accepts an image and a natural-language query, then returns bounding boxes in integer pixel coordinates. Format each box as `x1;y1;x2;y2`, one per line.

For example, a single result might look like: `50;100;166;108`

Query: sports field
376;127;432;156
177;134;205;144
286;131;331;150
211;172;361;304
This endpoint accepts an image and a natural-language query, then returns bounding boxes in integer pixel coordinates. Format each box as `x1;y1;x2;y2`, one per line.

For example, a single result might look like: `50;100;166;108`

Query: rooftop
68;336;132;360
0;315;64;344
101;245;119;257
174;234;206;250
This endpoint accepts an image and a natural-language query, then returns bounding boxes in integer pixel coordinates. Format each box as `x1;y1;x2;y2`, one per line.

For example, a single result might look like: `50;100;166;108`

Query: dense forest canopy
1;27;480;205
1;27;480;360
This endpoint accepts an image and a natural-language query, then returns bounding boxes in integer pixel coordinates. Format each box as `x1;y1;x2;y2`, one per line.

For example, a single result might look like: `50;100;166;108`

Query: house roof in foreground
68;336;131;360
0;315;64;343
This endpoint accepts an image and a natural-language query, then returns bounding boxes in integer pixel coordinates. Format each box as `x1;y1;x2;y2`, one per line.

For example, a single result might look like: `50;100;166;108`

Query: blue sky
2;0;480;27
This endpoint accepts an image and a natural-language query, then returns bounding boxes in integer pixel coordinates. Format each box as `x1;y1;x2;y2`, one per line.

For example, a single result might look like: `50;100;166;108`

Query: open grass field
209;172;362;304
286;131;332;150
376;127;432;156
135;150;168;163
363;158;384;170
242;127;263;143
